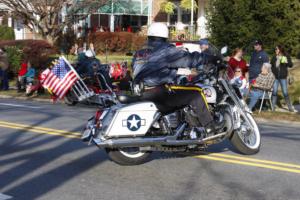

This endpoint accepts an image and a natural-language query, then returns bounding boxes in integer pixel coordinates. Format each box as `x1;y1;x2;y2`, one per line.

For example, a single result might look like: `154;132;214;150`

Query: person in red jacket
17;61;28;92
127;25;132;33
228;48;248;80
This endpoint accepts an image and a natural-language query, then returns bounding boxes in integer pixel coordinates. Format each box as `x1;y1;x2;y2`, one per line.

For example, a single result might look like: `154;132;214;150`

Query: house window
182;9;191;24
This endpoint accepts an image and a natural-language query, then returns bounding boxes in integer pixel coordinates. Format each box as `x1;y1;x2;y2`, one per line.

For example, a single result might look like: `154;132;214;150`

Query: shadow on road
261;124;300;141
0;106;107;199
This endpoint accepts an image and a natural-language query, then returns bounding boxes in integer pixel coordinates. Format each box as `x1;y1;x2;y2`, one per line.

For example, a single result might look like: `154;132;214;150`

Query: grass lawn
287;59;300;104
254;111;300;122
62;54;133;66
2;79;51;99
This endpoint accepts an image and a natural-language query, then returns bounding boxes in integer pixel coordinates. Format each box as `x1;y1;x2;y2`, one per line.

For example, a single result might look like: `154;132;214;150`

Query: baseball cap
254;39;263;46
199;38;209;46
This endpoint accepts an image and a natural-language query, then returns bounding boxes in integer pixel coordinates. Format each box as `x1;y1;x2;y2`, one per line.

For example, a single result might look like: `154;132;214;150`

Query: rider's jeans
140;85;214;127
248;89;264;111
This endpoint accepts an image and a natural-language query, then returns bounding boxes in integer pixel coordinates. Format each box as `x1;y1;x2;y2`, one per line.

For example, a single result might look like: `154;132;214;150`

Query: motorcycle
81;46;261;165
64;62;131;106
64;63;118;106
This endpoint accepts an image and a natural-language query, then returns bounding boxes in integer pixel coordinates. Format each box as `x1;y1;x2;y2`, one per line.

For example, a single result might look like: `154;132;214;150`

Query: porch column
148;0;153;25
8;12;12;27
196;0;207;38
167;14;170;26
87;14;91;28
110;14;115;32
177;6;182;23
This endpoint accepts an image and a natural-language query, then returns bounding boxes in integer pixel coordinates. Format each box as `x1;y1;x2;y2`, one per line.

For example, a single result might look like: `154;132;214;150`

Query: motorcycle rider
77;50;113;90
132;22;224;135
199;38;210;53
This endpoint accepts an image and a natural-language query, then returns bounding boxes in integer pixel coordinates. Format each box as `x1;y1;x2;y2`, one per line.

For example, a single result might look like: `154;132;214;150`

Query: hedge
0;40;57;74
87;32;146;54
0;26;15;40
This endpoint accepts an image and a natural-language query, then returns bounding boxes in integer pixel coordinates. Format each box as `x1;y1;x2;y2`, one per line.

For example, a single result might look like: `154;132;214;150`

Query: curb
0;94;56;103
0;94;300;126
255;117;300;127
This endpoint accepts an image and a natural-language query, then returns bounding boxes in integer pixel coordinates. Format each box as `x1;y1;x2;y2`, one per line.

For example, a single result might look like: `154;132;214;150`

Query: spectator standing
99;26;104;32
17;61;28;92
228;48;248;79
127;25;132;33
248;63;275;111
0;48;9;90
249;40;269;80
271;45;295;112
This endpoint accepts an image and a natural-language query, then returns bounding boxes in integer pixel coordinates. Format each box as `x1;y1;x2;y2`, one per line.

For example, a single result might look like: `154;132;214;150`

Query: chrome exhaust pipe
165;131;227;146
93;123;187;148
93;124;228;148
94;137;167;148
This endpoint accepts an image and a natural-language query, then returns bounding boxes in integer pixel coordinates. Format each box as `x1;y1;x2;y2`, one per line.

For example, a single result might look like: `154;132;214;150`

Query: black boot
205;118;225;136
284;96;294;112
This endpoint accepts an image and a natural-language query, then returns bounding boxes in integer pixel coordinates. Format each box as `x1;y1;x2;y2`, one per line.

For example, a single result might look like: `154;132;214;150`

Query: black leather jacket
132;40;211;87
271;55;293;79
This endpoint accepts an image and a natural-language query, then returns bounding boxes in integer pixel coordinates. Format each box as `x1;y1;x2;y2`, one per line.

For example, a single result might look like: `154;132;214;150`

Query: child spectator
17;61;28;92
25;62;35;83
230;67;248;96
25;62;36;95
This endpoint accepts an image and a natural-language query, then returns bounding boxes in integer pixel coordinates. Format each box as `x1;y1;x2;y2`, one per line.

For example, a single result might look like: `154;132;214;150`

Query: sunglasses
235;70;241;72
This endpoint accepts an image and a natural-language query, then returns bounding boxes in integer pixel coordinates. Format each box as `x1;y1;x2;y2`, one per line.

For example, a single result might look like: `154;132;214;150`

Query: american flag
41;58;78;99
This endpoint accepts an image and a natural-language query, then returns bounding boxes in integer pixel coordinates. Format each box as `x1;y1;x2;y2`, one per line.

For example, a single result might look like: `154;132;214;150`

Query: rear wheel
64;91;77;106
230;113;261;155
105;147;151;165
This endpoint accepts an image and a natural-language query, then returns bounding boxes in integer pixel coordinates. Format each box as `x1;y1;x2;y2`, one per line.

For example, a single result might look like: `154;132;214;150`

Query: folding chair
258;89;273;113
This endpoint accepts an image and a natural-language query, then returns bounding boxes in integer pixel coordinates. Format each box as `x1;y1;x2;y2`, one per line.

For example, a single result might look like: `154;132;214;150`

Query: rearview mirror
221;46;228;55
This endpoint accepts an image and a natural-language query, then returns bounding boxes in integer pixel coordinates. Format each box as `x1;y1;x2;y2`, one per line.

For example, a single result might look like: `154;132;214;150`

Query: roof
75;0;149;16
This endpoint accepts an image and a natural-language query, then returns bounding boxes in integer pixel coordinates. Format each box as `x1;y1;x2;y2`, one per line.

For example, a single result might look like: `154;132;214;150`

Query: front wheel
105;147;151;165
64;91;77;106
230;113;261;155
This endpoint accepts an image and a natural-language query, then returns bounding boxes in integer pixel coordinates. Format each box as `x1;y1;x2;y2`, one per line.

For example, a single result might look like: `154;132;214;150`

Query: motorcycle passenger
77;50;113;90
199;38;210;54
77;50;99;77
132;22;224;135
195;39;223;72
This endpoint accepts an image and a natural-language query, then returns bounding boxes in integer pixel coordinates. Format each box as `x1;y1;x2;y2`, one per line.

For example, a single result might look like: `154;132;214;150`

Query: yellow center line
206;153;300;169
1;120;300;174
195;155;300;174
0;122;80;139
0;120;81;136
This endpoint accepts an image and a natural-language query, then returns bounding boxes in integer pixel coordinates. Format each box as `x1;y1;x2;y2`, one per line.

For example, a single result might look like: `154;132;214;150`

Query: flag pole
60;56;81;79
60;56;94;98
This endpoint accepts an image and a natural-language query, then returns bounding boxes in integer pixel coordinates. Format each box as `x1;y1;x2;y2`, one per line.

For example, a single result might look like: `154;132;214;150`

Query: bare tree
0;0;106;43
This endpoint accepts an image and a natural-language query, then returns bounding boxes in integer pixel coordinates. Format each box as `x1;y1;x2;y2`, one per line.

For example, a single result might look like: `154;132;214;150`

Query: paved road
0;99;300;200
